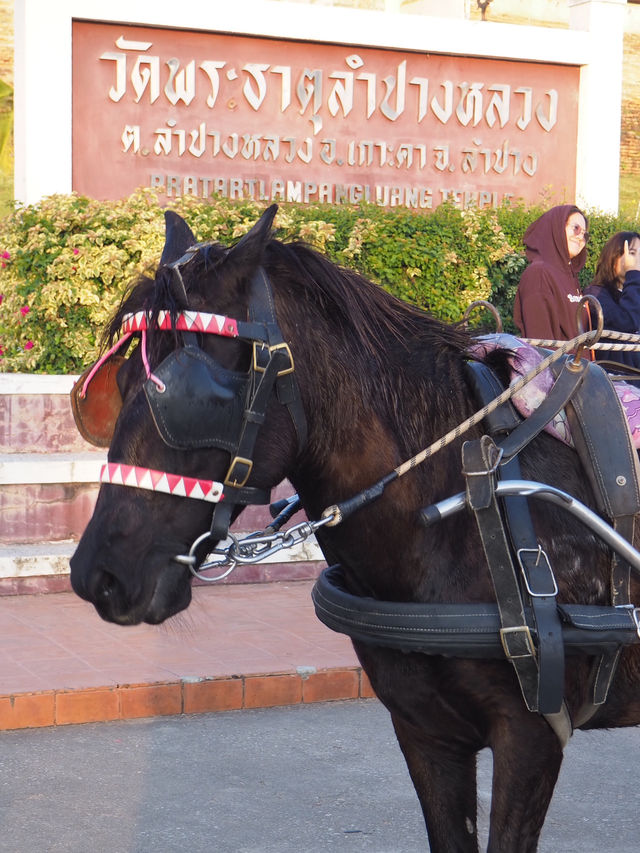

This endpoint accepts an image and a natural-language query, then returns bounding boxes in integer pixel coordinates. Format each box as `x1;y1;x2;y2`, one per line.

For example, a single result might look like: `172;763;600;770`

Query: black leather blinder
144;346;249;451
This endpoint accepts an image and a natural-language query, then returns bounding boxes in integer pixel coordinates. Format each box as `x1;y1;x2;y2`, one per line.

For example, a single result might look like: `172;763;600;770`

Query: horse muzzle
70;538;192;626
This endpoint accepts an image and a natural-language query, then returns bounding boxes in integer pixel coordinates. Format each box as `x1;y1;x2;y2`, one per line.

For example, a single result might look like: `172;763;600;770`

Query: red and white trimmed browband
100;463;224;503
82;308;253;398
122;310;239;338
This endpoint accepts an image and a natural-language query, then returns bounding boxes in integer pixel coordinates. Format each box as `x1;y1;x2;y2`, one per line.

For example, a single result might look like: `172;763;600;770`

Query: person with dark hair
584;230;640;370
513;204;588;341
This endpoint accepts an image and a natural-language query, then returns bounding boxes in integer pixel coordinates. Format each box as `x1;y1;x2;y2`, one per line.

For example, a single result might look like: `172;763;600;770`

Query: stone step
0;373;90;453
0;451;104;545
0;536;324;596
0;451;105;484
0;542;78;594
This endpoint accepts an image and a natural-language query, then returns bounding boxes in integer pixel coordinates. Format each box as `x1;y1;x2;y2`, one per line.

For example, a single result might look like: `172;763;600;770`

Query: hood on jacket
523;204;588;276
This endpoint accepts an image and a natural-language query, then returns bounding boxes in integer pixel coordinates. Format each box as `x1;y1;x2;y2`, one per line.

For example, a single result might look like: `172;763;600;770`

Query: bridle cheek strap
206;268;307;541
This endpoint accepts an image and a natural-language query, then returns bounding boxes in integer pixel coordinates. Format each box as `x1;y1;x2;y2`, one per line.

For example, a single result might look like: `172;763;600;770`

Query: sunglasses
569;223;590;242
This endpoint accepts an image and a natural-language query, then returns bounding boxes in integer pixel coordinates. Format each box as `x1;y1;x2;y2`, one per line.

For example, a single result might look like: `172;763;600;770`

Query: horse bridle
71;245;307;568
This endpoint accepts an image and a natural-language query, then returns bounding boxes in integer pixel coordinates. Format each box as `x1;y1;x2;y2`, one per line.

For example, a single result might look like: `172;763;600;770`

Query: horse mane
102;233;473;372
263;240;472;359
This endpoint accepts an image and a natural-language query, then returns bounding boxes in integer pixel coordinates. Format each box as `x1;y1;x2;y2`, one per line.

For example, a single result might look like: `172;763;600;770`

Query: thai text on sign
72;22;580;208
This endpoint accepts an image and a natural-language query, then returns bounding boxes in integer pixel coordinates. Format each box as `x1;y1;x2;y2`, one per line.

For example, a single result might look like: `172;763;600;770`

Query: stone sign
73;20;580;209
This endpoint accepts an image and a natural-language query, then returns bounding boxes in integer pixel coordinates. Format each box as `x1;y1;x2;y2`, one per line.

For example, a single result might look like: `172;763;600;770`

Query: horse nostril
97;573;116;600
87;568;118;604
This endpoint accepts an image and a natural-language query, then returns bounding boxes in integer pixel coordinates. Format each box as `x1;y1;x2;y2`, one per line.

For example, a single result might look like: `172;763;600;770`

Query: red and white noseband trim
100;463;224;503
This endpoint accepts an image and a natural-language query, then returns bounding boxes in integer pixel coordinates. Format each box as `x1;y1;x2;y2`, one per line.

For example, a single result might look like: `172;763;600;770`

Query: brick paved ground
0;580;373;731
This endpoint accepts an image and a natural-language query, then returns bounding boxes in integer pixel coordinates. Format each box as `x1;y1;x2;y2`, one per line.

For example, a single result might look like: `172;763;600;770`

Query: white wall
13;0;626;211
569;0;627;212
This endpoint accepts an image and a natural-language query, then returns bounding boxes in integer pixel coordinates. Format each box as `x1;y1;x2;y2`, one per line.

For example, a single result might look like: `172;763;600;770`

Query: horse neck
284;317;475;596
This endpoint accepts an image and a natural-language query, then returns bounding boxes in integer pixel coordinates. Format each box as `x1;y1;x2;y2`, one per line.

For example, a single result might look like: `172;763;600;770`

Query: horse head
70;205;306;625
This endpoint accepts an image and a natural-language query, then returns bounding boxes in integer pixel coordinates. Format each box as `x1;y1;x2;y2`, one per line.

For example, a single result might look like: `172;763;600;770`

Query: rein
320;321;601;527
523;328;640;353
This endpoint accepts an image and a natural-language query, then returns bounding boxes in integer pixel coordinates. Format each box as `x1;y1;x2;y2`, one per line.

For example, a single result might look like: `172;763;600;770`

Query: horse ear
160;211;197;266
226;204;278;268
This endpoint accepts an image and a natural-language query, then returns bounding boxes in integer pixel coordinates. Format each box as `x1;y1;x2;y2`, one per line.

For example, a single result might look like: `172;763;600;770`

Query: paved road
0;699;637;852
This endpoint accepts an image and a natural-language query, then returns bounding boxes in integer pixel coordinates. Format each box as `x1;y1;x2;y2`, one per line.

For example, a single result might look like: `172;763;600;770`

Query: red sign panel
72;21;580;209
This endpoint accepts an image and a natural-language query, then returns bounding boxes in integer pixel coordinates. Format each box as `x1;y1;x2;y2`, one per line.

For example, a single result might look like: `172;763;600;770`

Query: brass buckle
224;456;253;488
252;342;295;376
500;625;536;659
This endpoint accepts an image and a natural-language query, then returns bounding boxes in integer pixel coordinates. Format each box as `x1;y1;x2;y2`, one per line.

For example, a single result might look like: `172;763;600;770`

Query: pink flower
73;248;79;255
20;305;30;316
2;251;10;260
0;346;4;357
0;294;3;304
24;340;34;350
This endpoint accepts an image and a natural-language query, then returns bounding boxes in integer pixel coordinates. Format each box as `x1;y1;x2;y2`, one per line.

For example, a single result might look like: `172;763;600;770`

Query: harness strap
313;565;640;656
500;473;566;717
467;358;639;733
496;357;588;461
462;437;541;713
466;362;571;738
249;268;307;454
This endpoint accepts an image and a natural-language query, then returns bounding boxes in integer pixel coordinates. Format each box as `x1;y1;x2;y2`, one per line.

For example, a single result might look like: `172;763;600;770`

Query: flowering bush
0;190;635;373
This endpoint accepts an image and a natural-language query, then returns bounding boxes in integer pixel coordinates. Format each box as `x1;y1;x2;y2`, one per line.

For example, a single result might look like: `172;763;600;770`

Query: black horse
70;206;640;852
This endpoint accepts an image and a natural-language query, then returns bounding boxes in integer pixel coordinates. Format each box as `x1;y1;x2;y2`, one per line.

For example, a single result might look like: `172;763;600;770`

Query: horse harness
313;353;640;745
462;356;639;738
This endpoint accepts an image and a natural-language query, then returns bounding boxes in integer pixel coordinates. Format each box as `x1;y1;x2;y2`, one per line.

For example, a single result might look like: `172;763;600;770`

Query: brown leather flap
70;356;126;448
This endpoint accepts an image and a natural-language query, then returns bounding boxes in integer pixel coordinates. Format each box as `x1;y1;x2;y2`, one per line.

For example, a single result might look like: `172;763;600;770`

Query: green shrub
0;78;12;220
0;190;638;373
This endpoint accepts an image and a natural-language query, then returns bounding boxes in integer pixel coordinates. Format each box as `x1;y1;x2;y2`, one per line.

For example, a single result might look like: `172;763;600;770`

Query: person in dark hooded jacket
513;204;588;341
583;230;640;371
